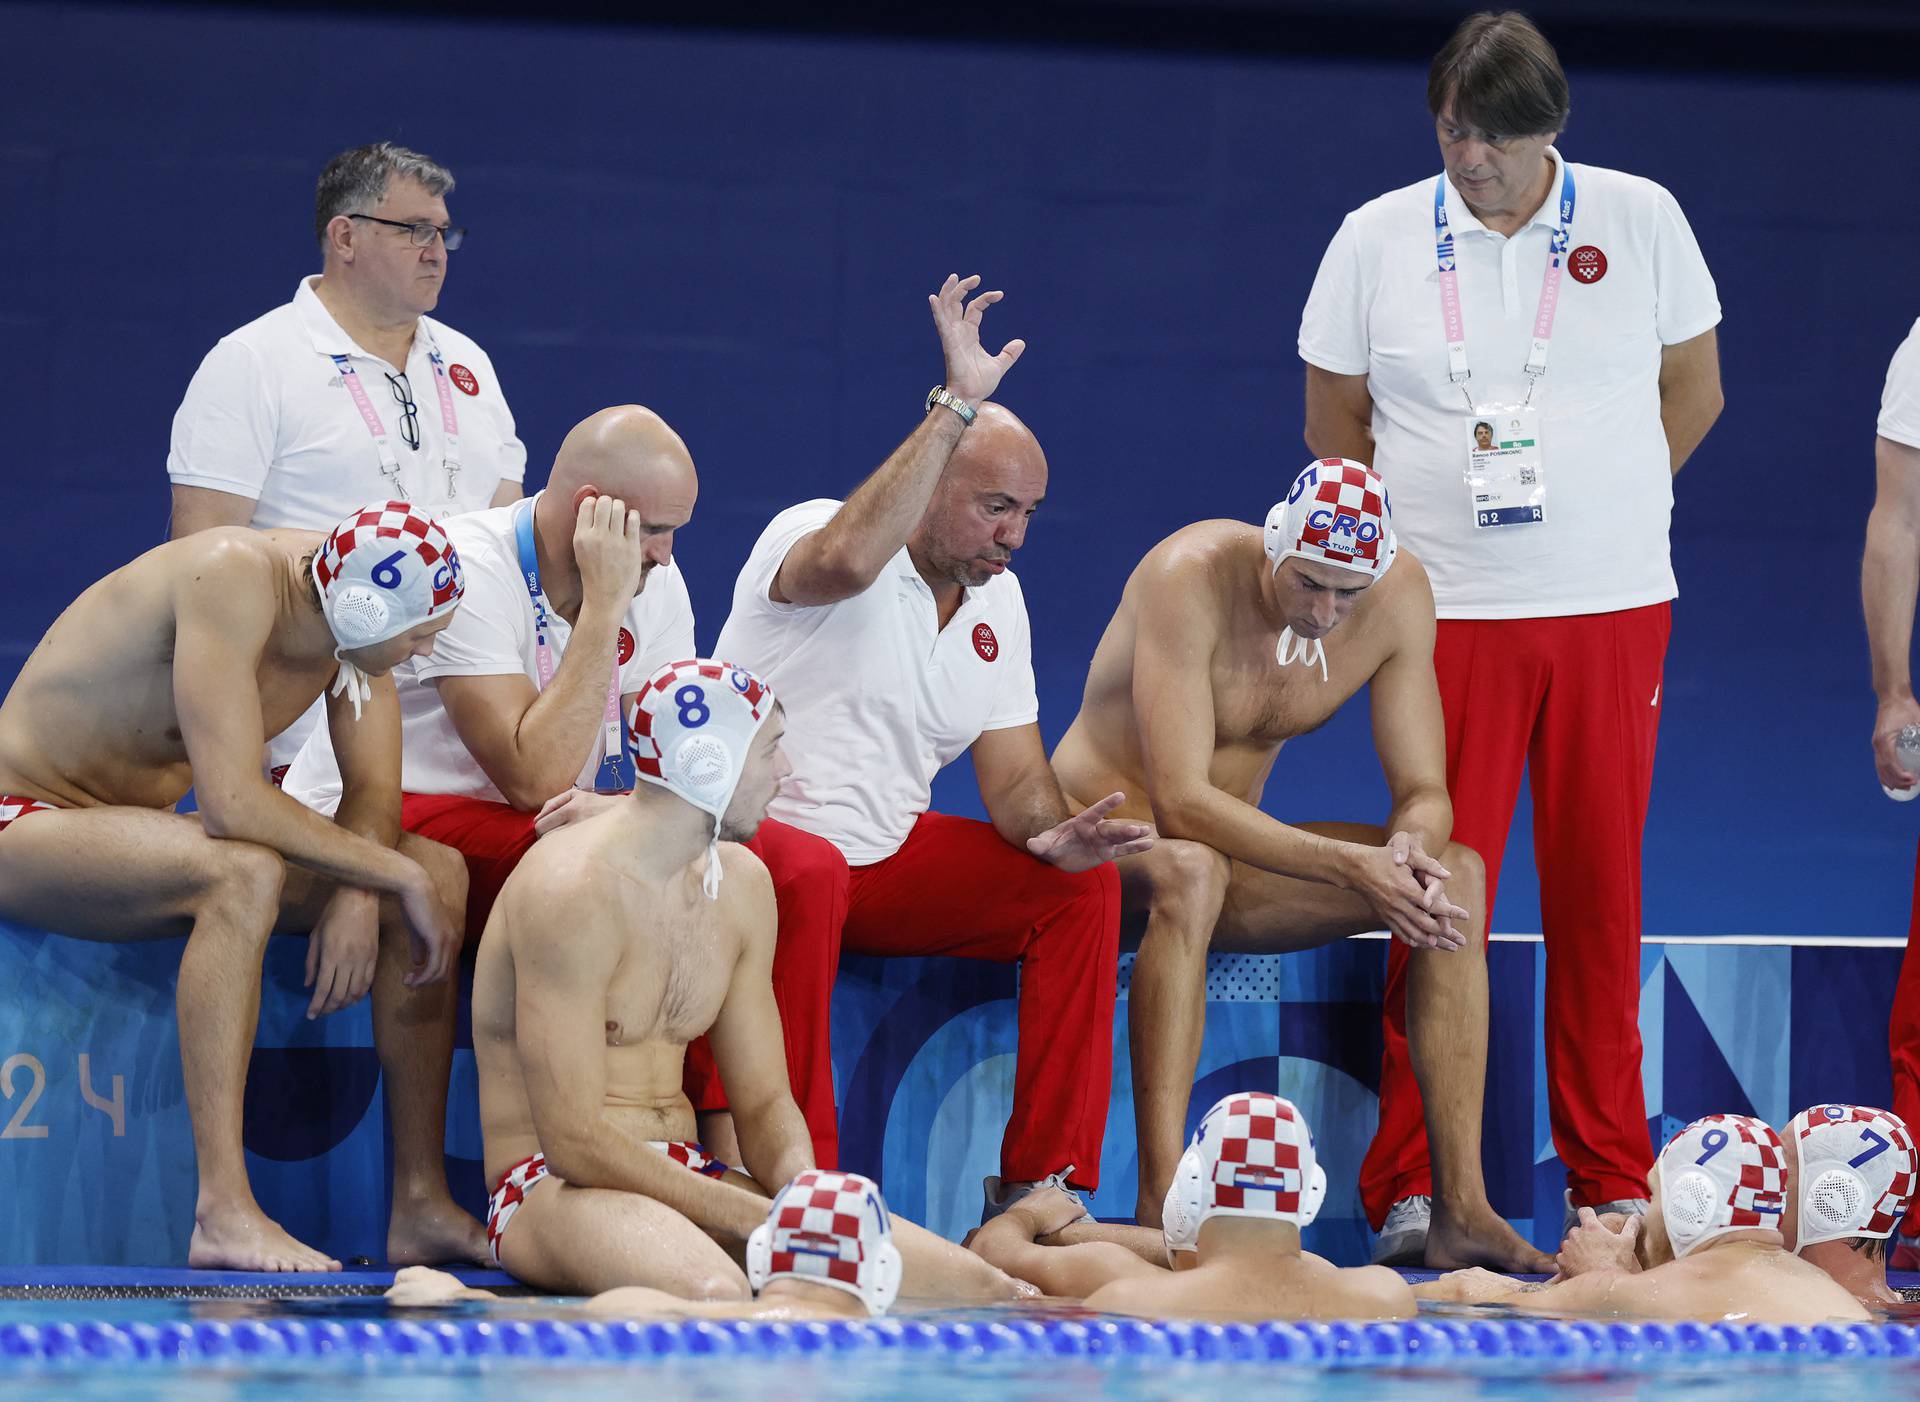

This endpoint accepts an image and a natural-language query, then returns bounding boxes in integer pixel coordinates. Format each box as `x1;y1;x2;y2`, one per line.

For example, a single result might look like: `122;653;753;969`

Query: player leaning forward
1055;458;1546;1271
0;504;466;1271
473;659;1021;1300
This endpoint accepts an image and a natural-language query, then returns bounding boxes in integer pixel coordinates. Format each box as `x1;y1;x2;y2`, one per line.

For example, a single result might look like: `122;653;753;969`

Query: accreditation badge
1463;406;1545;529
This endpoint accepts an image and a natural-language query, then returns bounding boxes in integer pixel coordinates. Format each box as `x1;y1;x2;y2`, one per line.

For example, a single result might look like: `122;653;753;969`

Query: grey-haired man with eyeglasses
164;140;527;1268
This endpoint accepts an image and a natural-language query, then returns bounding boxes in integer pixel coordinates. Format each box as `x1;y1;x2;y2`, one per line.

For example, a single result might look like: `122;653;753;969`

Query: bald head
548;405;698;512
910;402;1048;591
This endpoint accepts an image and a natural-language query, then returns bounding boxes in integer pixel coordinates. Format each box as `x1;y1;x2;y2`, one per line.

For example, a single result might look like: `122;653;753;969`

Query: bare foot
1424;1200;1555;1273
190;1202;341;1273
387;1194;491;1268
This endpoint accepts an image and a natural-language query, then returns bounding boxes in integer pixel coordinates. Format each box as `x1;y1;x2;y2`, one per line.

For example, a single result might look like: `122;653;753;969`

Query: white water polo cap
1657;1114;1789;1259
746;1170;903;1316
627;658;775;899
311;501;464;719
1788;1104;1918;1251
1162;1092;1328;1258
1262;460;1396;681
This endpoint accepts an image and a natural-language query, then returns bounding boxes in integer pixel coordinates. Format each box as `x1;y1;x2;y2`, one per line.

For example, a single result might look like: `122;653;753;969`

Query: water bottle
1885;724;1920;801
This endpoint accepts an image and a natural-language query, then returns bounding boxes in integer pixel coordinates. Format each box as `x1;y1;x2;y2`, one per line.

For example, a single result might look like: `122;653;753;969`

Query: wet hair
314;141;455;249
1845;1234;1890;1263
1428;11;1570;139
298;549;322;610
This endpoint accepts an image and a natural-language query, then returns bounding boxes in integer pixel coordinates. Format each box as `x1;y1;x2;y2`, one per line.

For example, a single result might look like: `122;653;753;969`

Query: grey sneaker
1562;1189;1650;1238
1372;1194;1431;1266
980;1165;1097;1228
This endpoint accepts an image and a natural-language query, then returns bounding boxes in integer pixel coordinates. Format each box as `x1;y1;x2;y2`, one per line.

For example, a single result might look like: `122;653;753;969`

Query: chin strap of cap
1274;627;1328;683
331;654;373;721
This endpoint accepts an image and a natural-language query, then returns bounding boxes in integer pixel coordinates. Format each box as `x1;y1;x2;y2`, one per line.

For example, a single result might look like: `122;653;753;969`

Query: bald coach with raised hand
1299;10;1724;1260
708;275;1152;1217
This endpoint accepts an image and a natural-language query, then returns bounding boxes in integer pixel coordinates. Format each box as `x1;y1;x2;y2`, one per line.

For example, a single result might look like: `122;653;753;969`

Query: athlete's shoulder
1139;520;1256;584
717;842;777;937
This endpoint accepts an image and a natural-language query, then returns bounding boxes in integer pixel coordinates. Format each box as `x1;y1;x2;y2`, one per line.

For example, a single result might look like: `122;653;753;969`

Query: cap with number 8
627;657;775;899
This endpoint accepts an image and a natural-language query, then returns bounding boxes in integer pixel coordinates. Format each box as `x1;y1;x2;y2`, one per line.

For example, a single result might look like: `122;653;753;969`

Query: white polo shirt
713;499;1040;865
282;496;696;815
168;276;526;527
1880;319;1920;448
1299;149;1721;619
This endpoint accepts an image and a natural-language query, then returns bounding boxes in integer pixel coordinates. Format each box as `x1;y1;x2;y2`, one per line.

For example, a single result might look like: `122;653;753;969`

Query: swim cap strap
330;657;373;722
1275;627;1328;682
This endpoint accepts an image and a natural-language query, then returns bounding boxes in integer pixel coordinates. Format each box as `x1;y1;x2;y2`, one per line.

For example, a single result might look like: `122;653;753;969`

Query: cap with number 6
627;657;775;898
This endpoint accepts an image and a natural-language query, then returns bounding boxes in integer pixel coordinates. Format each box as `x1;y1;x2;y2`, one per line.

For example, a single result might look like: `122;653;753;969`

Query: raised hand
534;788;624;836
574;495;648;608
1557;1208;1642;1277
928;273;1026;405
1026;792;1155;873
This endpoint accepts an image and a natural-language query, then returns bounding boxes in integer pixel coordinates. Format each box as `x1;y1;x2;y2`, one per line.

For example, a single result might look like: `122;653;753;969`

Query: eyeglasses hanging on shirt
329;328;464;502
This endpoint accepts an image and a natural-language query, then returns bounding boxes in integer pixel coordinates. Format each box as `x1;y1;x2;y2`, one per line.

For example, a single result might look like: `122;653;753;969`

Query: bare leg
0;807;338;1271
497;1173;751;1298
1406;844;1552;1272
891;1216;1030;1301
1216;822;1548;1273
376;835;486;1266
1120;841;1230;1228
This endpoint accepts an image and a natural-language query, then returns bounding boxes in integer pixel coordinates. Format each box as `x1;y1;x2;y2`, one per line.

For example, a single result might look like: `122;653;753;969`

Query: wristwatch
925;386;978;426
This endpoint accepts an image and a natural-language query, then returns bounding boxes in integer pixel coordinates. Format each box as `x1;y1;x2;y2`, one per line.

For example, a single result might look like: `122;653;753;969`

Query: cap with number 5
627;657;775;898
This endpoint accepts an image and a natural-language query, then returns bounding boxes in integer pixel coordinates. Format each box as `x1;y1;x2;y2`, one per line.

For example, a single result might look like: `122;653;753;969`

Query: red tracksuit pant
401;795;845;1169
1359;603;1670;1224
1890;848;1920;1234
689;810;1121;1187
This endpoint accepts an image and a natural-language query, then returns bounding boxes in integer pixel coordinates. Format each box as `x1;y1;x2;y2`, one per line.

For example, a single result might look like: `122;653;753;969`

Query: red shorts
0;796;60;834
399;792;540;939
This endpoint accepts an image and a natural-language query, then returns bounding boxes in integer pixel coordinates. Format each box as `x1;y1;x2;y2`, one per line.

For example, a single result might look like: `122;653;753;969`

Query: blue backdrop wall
7;1;1918;938
4;0;1919;1266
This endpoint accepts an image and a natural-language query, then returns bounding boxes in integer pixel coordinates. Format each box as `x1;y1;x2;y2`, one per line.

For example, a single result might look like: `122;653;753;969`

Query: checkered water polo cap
1265;459;1397;582
1788;1104;1918;1251
1657;1114;1788;1259
746;1170;902;1316
627;658;774;898
311;501;464;650
1162;1092;1327;1257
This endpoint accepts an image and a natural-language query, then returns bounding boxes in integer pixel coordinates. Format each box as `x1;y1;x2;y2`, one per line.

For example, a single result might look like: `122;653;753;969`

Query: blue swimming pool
3;1299;1919;1401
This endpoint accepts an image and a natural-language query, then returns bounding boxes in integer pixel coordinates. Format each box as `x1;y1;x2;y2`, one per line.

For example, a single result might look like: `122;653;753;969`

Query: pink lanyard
330;325;463;498
1433;163;1576;409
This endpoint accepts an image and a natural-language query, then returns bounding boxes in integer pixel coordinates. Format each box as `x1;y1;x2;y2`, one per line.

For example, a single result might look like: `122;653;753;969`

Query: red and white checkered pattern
749;1169;899;1313
649;1139;733;1181
0;795;58;833
313;500;464;646
1791;1104;1918;1241
1207;1093;1307;1215
1265;459;1397;579
484;1152;550;1267
1659;1114;1787;1256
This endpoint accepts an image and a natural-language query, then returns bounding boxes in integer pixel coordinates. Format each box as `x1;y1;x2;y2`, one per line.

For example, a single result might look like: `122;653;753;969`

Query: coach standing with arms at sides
167;141;527;774
1299;11;1723;1261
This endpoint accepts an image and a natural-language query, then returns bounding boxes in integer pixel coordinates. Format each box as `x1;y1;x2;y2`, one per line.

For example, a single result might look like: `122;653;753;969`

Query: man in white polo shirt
709;275;1153;1216
282;405;695;1263
1299;11;1724;1260
1863;316;1920;1266
168;141;526;774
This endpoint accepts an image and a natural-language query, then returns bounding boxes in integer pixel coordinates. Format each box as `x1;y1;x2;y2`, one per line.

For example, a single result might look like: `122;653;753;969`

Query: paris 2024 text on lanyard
1434;163;1573;529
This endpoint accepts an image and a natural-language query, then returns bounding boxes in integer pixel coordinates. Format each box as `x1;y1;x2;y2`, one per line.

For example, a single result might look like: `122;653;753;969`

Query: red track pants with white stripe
1359;603;1670;1224
1890;851;1920;1234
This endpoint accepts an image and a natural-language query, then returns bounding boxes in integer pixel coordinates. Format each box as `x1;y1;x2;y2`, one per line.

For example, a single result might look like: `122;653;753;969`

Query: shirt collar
293;274;430;365
1442;145;1567;237
888;545;988;616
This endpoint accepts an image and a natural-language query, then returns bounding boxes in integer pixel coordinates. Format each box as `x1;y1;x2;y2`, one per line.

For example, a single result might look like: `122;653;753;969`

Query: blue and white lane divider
4;1316;1920;1369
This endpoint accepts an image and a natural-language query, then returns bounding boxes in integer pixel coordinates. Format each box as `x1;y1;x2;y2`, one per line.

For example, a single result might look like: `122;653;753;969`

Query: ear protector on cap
1162;1091;1326;1259
746;1169;903;1316
1788;1104;1918;1251
1657;1114;1788;1259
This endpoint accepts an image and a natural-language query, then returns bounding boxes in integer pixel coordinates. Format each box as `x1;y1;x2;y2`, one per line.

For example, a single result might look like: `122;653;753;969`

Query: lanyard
513;497;633;792
329;324;464;499
1434;162;1576;409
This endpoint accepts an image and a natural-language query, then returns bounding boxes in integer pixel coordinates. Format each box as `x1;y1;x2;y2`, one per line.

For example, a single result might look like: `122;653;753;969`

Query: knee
684;1267;751;1303
201;841;286;918
401;837;469;937
1142;840;1229;935
1442;841;1486;896
766;826;850;902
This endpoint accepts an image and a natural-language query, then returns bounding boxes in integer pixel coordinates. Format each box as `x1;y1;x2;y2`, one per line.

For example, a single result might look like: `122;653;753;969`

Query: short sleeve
620;561;698;692
738;501;839;614
1879;321;1920;449
1297;211;1373;376
980;581;1040;732
166;337;277;500
1649;183;1722;346
413;554;529;681
476;348;528;485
